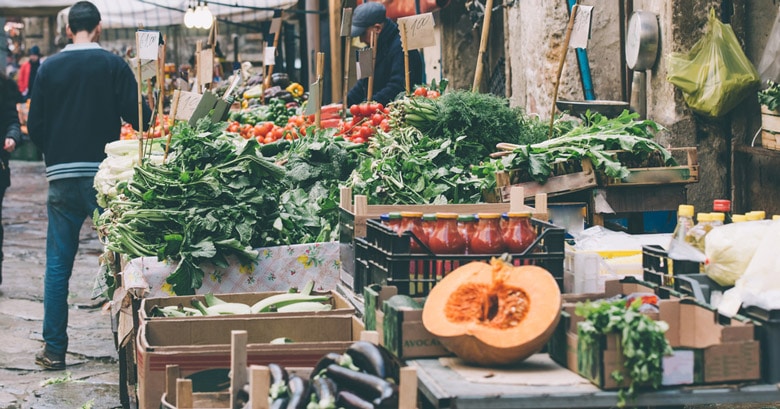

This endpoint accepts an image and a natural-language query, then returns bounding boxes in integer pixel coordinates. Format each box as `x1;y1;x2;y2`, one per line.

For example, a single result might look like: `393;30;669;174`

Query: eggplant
312;376;338;409
312;352;346;377
268;363;289;400
271;72;291;88
324;364;397;408
345;341;400;381
285;375;310;409
336;390;375;409
270;397;289;409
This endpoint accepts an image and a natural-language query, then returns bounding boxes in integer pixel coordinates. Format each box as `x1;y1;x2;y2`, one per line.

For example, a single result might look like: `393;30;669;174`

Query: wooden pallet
486;158;597;203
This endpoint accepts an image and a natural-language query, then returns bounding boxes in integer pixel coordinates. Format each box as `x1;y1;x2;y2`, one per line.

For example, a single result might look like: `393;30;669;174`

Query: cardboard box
138;290;355;321
364;285;450;360
136;314;362;409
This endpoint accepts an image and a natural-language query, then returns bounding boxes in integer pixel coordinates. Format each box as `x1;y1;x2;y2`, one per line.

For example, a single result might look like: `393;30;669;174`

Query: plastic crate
642;244;702;287
356;218;565;296
740;305;780;383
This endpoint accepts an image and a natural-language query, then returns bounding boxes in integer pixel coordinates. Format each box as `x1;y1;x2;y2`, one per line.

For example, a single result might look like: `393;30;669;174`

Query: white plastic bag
718;220;780;316
704;220;773;286
758;5;780;83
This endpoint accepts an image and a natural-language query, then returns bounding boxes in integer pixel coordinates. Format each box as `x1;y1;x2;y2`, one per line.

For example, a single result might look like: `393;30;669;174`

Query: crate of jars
355;211;565;296
338;186;549;291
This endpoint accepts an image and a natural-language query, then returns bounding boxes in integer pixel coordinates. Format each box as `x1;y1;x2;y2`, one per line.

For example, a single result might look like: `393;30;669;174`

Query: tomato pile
413;86;441;99
338;102;390;144
119;115;171;140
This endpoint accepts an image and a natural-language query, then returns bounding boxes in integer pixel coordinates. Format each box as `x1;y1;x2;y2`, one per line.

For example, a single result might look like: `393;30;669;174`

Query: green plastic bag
666;8;760;117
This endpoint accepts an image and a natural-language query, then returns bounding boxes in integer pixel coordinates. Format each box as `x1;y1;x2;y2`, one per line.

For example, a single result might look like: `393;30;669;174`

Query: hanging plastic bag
757;5;780;83
666;8;760;117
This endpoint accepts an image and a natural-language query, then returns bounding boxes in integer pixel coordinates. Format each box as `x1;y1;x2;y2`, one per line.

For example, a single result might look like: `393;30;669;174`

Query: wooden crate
597;147;699;187
486;158;597;203
761;106;780;151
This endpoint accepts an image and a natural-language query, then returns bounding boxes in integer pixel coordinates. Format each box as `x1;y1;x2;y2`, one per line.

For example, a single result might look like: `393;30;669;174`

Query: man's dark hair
68;1;101;34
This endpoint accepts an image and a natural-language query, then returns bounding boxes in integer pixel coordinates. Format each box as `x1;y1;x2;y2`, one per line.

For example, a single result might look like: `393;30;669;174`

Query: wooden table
408;355;780;409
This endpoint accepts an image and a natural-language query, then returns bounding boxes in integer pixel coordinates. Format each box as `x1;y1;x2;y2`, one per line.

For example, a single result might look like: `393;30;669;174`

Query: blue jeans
43;177;99;356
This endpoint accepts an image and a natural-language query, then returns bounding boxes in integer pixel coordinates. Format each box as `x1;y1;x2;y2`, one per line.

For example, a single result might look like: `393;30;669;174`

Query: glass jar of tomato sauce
421;213;437;242
503;212;536;254
428;212;466;254
457;214;477;254
399;211;426;252
470;213;507;254
386;212;402;232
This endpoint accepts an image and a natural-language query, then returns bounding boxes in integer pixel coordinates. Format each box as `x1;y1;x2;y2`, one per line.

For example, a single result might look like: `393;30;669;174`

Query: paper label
269;17;282;35
398;13;436;50
356;48;373;79
304;80;320;116
198;48;214;85
264;46;276;66
570;5;594;49
137;30;160;60
130;58;157;82
173;90;203;121
340;8;353;37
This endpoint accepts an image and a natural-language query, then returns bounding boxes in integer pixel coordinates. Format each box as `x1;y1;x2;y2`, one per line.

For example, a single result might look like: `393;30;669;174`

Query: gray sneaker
35;348;66;370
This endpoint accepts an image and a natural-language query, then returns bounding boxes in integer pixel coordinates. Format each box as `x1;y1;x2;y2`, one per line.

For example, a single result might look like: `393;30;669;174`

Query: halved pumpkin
422;258;561;366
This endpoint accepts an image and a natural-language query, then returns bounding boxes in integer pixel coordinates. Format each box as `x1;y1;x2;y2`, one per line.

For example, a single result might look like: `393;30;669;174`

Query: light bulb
202;5;213;30
184;7;196;29
193;5;204;29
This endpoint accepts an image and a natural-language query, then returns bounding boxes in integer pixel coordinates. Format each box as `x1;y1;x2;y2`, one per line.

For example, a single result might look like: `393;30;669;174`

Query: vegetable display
758;80;780;111
422;257;562;366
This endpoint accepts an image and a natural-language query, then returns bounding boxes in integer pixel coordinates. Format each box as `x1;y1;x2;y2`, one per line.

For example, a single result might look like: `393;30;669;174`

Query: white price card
173;90;203;121
340;8;353;37
137;30;160;60
264;47;276;66
269;17;282;35
356;48;373;79
570;5;594;49
398;13;436;50
198;48;214;85
130;58;157;82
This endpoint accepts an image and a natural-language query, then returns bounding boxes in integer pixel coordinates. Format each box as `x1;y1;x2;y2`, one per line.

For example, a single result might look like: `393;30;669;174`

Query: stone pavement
0;160;121;409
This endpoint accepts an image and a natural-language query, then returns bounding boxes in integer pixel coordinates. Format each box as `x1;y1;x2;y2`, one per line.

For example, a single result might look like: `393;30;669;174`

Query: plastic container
641;244;703;287
357;218;564;296
672;204;695;244
685;212;713;252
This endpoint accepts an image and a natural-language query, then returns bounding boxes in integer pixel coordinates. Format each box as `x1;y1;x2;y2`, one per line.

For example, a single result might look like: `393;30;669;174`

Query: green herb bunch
758;80;780;112
576;298;672;407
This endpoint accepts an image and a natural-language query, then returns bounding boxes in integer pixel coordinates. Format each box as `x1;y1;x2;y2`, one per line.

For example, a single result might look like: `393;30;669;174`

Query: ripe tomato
380;119;390;132
427;90;441;98
414;87;428;97
371;113;384;126
360;103;374;117
359;126;373;139
350;104;361;117
352;136;366;144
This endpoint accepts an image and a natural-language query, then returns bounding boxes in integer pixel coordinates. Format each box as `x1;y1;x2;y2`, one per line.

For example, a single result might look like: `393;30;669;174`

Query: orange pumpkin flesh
422;258;561;366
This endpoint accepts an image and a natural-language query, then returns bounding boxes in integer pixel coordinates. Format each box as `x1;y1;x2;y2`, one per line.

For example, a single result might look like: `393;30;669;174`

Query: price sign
570;5;594;49
130;58;157;82
340;8;353;37
304;80;320;116
137;30;161;60
198;48;214;85
269;17;282;35
397;13;436;50
173;90;203;121
264;46;276;66
356;48;373;79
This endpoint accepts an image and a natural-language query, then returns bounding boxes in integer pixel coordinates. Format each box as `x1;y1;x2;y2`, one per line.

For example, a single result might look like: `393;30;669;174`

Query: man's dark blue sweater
28;43;151;181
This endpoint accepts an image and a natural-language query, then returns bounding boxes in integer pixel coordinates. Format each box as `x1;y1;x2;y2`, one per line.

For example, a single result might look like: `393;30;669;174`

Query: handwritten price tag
269;17;282;35
304;80;320;116
129;58;157;82
173;90;203;121
198;48;214;85
398;13;435;50
356;48;373;79
570;5;594;49
137;30;160;60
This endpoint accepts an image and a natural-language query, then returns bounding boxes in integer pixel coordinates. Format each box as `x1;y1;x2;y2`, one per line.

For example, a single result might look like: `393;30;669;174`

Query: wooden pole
367;31;377;101
401;20;410;95
195;40;202;94
342;36;351;115
264;29;281;90
329;0;343;103
136;32;143;163
157;36;166;156
472;0;494;92
549;4;578;139
165;90;180;163
315;52;325;128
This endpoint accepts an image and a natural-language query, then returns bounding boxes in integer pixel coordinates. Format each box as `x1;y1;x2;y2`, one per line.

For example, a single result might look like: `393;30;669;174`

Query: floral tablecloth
122;241;342;298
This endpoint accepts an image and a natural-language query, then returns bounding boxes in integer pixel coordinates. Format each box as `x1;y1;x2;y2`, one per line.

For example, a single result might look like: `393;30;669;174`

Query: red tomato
427;90;441;98
371;113;384;126
359;126;373;139
352;136;366;144
350;104;361;116
414;87;428;97
360;103;374;117
375;103;384;112
380;119;390;132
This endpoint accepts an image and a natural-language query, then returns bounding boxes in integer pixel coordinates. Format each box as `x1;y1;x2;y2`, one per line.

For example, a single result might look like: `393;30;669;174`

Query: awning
0;0;73;17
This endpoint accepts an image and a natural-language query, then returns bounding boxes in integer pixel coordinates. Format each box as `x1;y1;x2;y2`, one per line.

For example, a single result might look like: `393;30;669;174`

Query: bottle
672;205;695;244
685;212;712;252
457;214;478;254
421;214;437;241
386;212;402;232
399;211;426;253
710;212;725;227
731;214;748;223
503;212;537;254
712;199;732;224
470;213;507;254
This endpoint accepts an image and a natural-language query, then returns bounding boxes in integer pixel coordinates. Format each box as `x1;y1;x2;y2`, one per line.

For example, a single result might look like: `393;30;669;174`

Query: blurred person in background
0;72;23;287
17;45;42;101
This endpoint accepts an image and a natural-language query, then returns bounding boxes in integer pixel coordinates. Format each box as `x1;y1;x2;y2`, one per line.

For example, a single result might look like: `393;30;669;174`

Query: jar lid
507;211;532;218
710;212;725;222
388;212;402;219
457;214;476;222
713;199;731;212
678;205;694;217
436;212;459;219
380;213;390;221
400;211;423;218
422;213;437;221
696;213;712;222
477;212;502;219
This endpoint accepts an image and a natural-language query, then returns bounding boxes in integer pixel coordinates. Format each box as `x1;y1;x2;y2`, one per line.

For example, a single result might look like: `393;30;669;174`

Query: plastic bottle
672;204;695;244
685;212;712;252
470;213;507;254
710;212;725;227
712;199;732;224
503;212;537;254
